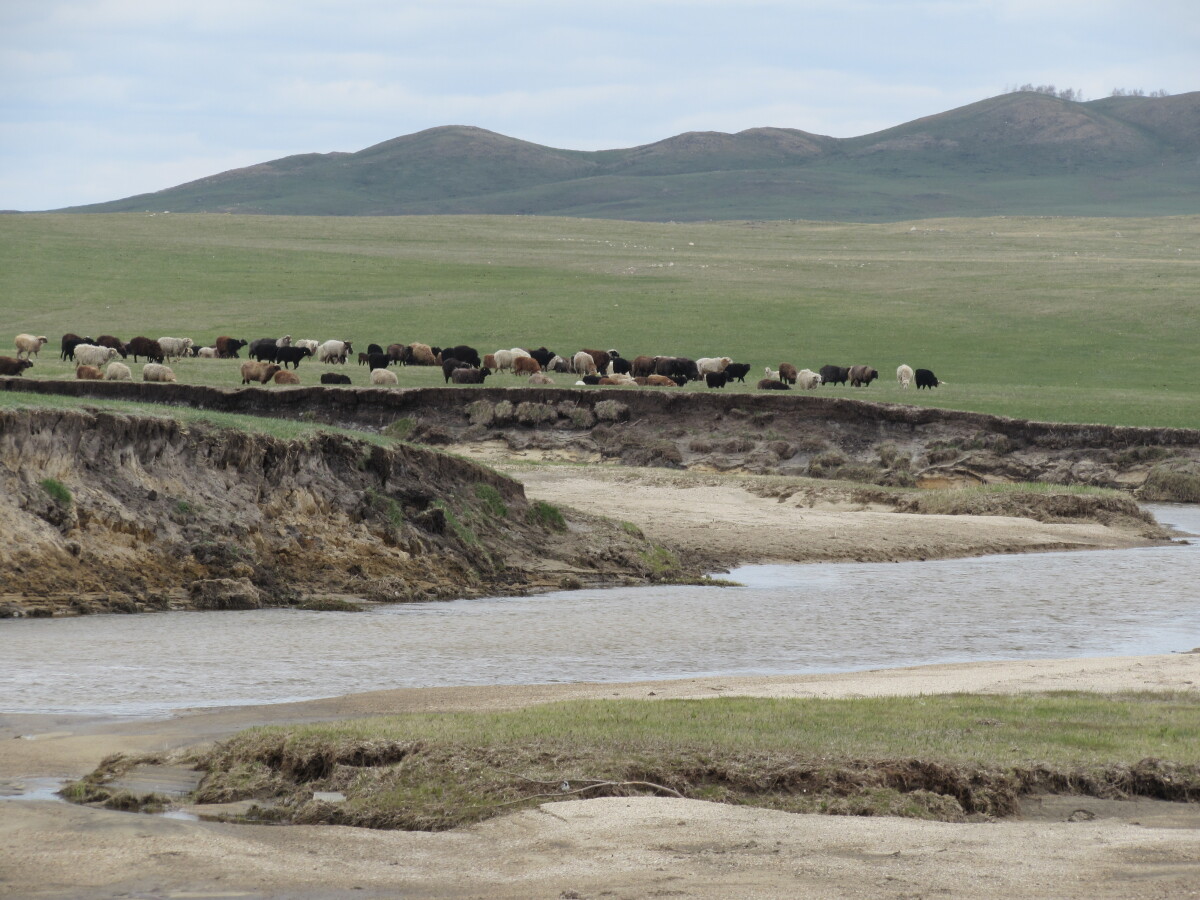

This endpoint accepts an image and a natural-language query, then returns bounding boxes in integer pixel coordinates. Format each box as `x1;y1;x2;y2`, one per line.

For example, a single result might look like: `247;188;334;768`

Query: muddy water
2;505;1197;717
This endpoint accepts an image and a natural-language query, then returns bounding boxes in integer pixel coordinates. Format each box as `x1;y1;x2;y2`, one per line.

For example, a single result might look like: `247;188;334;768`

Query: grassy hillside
60;93;1200;222
1;213;1196;429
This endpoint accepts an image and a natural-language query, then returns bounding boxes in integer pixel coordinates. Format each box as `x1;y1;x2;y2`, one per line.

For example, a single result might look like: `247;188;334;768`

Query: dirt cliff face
4;380;1197;494
0;408;692;616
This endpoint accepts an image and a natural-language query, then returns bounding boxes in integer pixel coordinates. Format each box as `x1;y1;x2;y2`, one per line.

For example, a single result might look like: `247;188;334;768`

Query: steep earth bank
0;407;697;617
5;378;1200;495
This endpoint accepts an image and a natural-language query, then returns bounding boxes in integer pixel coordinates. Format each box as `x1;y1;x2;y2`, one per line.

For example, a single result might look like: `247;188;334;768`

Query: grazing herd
4;331;943;398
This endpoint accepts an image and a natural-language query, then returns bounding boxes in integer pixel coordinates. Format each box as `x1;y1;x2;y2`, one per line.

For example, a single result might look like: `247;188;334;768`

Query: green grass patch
184;692;1200;830
473;483;509;518
526;499;567;531
1;213;1197;428
38;477;72;505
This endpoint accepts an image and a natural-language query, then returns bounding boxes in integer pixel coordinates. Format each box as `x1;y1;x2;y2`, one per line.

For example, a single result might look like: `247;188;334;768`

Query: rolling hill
63;91;1200;221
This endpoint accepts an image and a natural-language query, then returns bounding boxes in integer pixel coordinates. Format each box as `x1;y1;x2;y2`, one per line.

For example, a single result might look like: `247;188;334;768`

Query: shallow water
2;504;1197;717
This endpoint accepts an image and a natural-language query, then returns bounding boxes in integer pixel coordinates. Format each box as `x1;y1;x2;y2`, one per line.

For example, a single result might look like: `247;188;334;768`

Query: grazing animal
915;368;941;389
123;337;162;363
645;374;679;387
105;362;132;381
60;333;94;361
757;378;791;390
528;372;554;385
368;352;394;372
572;350;598;376
273;370;300;385
370;368;399;385
294;339;320;355
705;371;729;389
450;367;490;385
142;363;176;383
483;354;497;370
196;347;218;358
696;356;733;376
609;357;632;375
357;352;370;366
656;357;700;383
513;356;541;376
15;334;49;359
214;336;247;358
778;363;798;385
441;358;470;383
724;362;751;383
0;356;35;376
406;342;437;366
240;361;281;384
896;364;914;389
366;343;384;355
443;345;481;368
318;340;352;364
581;348;614;375
849;365;878;387
249;338;280;362
156;337;194;361
526;347;555;368
321;373;352;385
71;344;119;368
386;343;409;364
631;355;657;378
819;365;849;386
549;355;572;373
796;368;823;390
95;335;127;358
75;364;104;380
274;346;313;369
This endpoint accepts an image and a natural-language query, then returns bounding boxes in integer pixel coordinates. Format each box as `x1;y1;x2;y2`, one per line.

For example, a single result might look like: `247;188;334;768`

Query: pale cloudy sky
1;0;1194;210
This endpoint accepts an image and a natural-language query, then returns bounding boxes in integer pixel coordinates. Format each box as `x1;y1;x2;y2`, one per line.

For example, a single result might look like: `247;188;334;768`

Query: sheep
705;371;728;389
513;356;542;376
196;346;219;358
320;373;352;385
156;336;194;361
0;357;34;376
370;368;399;385
293;339;320;354
95;335;127;358
915;368;942;389
528;372;554;385
274;334;292;348
240;361;281;384
104;362;132;381
573;351;598;376
796;368;823;390
897;364;914;389
142;363;176;383
778;363;798;385
60;333;94;361
15;334;49;359
483;353;497;370
406;342;437;366
849;365;878;387
451;367;490;385
126;337;163;362
724;362;752;383
71;344;119;368
273;370;300;385
549;355;572;373
757;378;791;390
317;340;352;364
645;374;679;387
696;356;732;376
764;366;780;381
75;364;104;380
580;348;612;375
214;336;247;358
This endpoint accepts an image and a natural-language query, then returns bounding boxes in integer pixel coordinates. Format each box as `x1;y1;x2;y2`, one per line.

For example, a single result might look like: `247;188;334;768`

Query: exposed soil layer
5;378;1200;493
0;407;701;616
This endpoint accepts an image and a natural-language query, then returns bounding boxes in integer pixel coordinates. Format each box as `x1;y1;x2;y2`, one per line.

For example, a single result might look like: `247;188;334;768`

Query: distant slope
62;92;1200;221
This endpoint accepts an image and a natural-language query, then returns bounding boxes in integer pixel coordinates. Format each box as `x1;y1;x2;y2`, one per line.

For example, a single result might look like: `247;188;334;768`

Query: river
2;504;1197;717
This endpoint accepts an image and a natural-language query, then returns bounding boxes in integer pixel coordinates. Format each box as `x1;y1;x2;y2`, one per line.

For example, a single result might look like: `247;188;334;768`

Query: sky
1;0;1195;211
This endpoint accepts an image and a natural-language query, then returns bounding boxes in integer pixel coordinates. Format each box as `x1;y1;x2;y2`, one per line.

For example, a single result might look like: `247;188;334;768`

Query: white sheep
317;340;350;364
369;367;398;386
72;344;119;368
764;366;780;381
142;363;176;383
196;346;219;358
696;356;732;375
573;350;598;376
796;368;823;390
275;334;293;348
14;334;49;359
897;364;914;389
493;349;515;371
105;361;132;381
293;339;320;354
156;336;193;360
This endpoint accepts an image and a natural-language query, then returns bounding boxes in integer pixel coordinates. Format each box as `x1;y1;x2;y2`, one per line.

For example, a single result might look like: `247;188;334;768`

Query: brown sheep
407;342;437;366
273;370;300;385
75;365;104;380
513;356;542;376
0;356;35;376
483;353;497;370
240;361;281;384
645;374;679;387
778;362;798;385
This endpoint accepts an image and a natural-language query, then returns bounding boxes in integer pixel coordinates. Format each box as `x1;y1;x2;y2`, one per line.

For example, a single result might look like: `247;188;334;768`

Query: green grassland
2;213;1197;428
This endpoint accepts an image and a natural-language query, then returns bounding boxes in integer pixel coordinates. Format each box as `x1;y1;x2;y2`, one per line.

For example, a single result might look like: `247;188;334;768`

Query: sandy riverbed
1;467;1196;899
